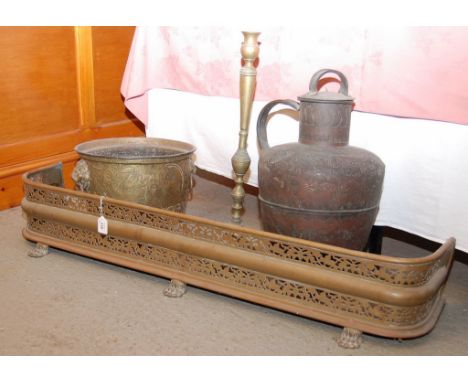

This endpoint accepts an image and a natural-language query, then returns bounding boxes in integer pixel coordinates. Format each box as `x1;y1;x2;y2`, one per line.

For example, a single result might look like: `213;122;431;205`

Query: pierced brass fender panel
22;163;455;344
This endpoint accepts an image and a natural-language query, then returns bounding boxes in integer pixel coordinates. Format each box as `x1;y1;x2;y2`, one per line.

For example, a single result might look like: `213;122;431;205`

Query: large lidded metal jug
256;69;385;250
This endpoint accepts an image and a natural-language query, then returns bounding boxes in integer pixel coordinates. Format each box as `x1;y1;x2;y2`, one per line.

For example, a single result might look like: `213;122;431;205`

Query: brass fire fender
22;164;456;348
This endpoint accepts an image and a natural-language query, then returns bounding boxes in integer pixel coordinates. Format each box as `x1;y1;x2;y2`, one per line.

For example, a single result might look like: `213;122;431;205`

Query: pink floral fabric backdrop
122;26;468;126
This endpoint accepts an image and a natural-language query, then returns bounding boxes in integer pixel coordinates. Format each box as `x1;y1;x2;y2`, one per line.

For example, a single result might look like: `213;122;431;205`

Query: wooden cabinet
0;26;144;210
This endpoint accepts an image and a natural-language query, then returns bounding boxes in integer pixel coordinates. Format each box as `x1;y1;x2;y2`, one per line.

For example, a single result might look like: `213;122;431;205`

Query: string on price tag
97;195;108;235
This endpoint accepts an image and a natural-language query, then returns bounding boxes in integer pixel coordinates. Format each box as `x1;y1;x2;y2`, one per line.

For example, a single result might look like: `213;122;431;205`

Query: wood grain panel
0;27;80;145
75;26;96;127
0;122;143;169
92;26;137;126
0;26;144;210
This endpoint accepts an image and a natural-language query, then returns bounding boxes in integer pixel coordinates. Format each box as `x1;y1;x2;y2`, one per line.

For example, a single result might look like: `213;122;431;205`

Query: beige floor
1;174;467;355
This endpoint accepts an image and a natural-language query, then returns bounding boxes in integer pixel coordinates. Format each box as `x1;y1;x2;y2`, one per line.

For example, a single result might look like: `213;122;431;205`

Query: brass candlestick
231;31;260;224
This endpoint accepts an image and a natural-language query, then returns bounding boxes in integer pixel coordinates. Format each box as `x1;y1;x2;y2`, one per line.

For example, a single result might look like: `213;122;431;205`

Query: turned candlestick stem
231;31;260;224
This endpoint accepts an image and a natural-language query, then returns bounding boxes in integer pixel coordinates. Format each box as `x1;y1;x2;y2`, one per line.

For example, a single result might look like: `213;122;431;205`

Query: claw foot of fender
28;243;49;258
163;279;187;298
336;327;363;349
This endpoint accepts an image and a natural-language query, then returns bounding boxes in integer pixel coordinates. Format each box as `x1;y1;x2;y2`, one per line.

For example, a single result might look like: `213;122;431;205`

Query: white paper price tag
97;216;108;235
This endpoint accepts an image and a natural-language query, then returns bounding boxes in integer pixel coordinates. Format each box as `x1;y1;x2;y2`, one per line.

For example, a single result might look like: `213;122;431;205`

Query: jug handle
309;68;349;95
257;99;300;151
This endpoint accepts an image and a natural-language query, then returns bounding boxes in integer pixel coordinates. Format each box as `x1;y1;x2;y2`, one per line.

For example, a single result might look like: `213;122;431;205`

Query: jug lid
298;69;354;104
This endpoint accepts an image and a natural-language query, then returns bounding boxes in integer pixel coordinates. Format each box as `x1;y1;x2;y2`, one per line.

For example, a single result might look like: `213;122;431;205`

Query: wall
0;26;144;210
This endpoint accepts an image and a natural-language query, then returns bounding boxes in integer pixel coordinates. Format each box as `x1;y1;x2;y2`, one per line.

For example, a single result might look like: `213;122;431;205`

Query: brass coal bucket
73;137;196;212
